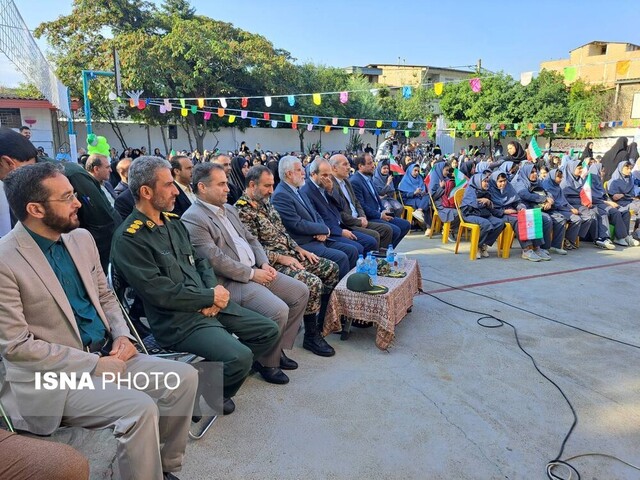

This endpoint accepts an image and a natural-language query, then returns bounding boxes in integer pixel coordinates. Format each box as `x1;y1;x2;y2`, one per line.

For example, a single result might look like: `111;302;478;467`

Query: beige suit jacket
181;199;269;288
0;223;132;434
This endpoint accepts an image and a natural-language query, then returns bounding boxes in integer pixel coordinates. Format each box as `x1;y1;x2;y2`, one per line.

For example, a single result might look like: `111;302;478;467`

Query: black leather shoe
164;473;180;480
252;361;290;384
279;350;298;370
223;397;235;415
303;335;336;357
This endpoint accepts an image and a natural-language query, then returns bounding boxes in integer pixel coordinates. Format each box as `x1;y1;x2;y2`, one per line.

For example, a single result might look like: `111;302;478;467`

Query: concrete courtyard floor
175;231;640;480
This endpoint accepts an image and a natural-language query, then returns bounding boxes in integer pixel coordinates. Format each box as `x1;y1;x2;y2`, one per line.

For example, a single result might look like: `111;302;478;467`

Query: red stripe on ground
424;259;640;294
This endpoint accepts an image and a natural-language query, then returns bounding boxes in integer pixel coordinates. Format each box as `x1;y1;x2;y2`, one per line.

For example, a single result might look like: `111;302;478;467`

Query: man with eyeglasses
0;162;198;480
0;128;122;272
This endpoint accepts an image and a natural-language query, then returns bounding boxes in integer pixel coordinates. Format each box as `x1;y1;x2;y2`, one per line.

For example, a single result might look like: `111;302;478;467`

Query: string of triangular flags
136;98;638;137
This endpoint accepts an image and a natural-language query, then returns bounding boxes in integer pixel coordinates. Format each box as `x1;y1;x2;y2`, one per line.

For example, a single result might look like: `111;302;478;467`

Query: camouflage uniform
235;195;339;315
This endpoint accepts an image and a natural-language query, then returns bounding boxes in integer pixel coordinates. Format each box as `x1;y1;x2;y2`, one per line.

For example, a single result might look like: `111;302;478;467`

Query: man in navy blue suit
350;153;410;248
271;156;356;278
301;158;377;256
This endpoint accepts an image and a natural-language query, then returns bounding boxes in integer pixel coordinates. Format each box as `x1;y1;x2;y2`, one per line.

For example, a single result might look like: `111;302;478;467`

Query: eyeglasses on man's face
43;192;79;203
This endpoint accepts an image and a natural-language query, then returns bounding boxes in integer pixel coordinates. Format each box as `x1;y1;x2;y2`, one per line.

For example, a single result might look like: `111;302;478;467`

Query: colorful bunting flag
271;120;278;128
179;99;185;108
250;118;257;127
358;119;365;127
264;112;270;120
520;71;533;86
616;60;630;77
434;82;444;96
264;96;272;107
190;105;196;114
324;125;331;132
219;98;227;108
470;78;481;93
181;108;187;116
203;111;211;120
343;127;348;134
228;115;236;123
241;110;248;119
332;117;338;125
292;114;298;123
349;118;355;126
376;120;383;128
313;93;321;105
563;67;577;82
241;97;248;108
285;114;291;122
402;86;412;99
197;98;204;108
340;91;348;103
287;95;295;106
307;123;313;131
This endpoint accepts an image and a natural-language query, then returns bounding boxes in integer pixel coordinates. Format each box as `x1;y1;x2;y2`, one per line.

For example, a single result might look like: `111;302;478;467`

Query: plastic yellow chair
429;194;451;243
395;191;414;224
453;188;480;260
498;222;515;258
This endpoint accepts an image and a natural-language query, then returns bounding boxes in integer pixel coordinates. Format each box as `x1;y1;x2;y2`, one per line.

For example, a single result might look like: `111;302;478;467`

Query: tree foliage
34;0;615;152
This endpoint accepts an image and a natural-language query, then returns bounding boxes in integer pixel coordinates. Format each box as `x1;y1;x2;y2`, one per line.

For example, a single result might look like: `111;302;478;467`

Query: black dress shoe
252;361;290;384
223;397;235;415
164;473;180;480
303;335;335;357
279;350;298;370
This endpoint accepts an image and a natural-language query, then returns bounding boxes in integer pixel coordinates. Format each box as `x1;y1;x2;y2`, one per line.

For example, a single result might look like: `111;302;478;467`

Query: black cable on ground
415;286;580;479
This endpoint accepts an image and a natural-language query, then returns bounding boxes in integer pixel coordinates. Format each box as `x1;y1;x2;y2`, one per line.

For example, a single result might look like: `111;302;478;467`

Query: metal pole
82;70;93;135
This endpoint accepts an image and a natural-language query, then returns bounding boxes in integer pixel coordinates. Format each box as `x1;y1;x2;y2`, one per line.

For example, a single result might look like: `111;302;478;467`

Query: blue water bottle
356;254;365;273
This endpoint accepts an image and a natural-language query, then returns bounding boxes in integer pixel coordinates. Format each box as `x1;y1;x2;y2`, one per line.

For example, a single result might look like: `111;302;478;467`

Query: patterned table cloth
322;259;422;350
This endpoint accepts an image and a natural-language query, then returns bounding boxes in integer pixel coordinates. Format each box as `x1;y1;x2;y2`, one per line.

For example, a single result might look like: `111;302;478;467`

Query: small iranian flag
388;154;405;174
424;172;430;189
580;173;592;206
526;136;542;161
448;168;469;198
517;208;544;240
581;158;589;169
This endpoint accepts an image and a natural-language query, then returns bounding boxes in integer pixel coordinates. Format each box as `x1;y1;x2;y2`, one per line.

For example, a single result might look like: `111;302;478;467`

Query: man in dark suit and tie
301;158;377;256
349;153;410;248
328;154;392;250
271;156;356;278
169;155;194;216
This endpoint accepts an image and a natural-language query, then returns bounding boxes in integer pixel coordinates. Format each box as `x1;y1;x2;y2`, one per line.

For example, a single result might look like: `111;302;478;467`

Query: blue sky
2;0;639;87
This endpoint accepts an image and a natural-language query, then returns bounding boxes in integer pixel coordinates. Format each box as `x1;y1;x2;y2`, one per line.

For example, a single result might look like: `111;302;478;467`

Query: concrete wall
71;121;383;156
540;42;640;87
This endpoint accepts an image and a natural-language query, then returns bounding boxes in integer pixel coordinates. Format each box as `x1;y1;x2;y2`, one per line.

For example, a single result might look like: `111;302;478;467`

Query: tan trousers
0;428;89;480
62;354;198;480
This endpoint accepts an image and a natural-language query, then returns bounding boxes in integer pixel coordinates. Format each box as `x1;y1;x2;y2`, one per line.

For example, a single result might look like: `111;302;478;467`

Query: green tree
35;0;294;152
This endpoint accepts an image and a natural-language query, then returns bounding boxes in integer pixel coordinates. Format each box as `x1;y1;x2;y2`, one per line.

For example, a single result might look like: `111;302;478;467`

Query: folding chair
107;265;216;440
453;188;481;260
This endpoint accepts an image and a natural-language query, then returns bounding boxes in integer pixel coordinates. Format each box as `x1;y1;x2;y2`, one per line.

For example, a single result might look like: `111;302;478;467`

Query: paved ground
176;232;640;480
54;230;640;479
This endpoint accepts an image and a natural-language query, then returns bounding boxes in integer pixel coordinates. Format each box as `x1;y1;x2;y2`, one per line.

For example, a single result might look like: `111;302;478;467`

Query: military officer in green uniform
111;156;280;413
235;165;339;357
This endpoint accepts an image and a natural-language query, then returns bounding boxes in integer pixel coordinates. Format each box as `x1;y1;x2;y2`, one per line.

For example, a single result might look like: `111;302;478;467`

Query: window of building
588;43;607;56
0;108;22;128
631;93;640;119
626;44;640;52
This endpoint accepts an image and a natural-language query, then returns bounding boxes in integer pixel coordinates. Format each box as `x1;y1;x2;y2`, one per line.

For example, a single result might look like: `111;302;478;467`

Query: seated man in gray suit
0;162;198;480
181;163;308;385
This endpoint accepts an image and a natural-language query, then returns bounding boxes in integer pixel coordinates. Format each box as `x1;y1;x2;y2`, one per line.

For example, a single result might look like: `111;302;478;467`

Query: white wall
20;108;54;156
72;122;382;156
